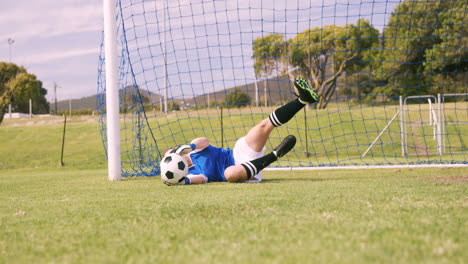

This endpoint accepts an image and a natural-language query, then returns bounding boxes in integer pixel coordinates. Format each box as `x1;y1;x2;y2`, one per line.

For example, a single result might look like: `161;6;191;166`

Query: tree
122;93;150;113
252;19;379;109
225;89;251;108
378;0;467;97
423;0;468;94
33;88;50;114
288;19;379;108
14;87;49;114
252;33;288;78
252;34;289;107
0;62;46;124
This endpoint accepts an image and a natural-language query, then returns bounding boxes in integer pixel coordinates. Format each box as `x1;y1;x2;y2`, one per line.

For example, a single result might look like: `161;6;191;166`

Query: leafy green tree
122;93;150;113
33;87;50;114
168;101;180;111
225;89;251;108
252;33;288;78
253;19;379;109
14;87;49;114
423;0;467;94
0;62;46;124
288;19;379;108
378;0;467;97
340;71;377;102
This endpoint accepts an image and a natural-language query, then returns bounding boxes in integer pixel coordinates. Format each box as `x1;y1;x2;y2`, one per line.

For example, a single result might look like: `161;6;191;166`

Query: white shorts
233;136;266;183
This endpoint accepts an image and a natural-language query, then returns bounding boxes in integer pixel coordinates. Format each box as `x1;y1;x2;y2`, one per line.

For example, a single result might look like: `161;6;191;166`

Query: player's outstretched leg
240;135;296;180
272;135;297;158
268;77;318;128
294;77;319;104
247;93;306;151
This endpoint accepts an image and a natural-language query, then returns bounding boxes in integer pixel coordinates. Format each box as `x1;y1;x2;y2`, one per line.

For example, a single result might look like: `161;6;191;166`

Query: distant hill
51;86;164;112
51;94;98;112
188;74;296;107
51;75;297;111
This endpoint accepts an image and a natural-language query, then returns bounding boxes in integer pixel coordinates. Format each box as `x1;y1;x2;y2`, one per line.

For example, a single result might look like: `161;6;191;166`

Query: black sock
241;153;278;179
268;99;305;127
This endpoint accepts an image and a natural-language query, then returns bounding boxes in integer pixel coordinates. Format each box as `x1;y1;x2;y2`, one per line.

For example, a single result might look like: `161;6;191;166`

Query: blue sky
0;0;398;102
0;0;103;102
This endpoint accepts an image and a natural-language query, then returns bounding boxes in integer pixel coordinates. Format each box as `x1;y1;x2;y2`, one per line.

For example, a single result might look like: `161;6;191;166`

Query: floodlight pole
54;82;58;114
8;38;14;117
103;0;122;181
8;38;14;62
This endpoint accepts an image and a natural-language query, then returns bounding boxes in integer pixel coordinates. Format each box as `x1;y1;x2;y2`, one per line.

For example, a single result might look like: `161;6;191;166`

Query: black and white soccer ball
160;153;188;184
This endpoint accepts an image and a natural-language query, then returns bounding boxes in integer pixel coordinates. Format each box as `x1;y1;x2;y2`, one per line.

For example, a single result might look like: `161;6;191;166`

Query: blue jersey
188;145;235;182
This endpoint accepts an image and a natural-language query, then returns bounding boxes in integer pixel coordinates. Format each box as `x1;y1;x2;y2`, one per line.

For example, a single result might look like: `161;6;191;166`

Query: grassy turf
0;167;467;263
0;116;105;170
0;115;467;263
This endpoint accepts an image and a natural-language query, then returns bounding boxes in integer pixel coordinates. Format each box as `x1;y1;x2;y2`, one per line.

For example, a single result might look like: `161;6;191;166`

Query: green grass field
0;116;467;263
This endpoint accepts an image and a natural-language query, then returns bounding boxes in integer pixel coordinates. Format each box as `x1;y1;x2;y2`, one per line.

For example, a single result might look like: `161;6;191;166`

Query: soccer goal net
98;0;467;178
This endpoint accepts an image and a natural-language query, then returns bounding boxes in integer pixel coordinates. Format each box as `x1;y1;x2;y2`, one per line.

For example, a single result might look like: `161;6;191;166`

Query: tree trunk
317;80;337;109
0;108;4;125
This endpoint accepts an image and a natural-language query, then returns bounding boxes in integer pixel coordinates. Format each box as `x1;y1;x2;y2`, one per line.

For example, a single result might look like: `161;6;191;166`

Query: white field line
265;164;467;171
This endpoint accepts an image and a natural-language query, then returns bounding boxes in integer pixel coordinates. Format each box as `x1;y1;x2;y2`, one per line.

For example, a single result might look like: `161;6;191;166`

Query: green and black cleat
294;77;319;104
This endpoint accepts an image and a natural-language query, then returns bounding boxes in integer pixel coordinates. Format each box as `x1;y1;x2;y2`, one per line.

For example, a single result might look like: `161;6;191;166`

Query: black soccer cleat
273;135;297;158
294;77;319;104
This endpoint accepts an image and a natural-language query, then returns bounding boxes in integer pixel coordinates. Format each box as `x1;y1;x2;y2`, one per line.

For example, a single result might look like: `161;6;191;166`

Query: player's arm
170;137;210;155
163;174;207;186
186;174;208;184
190;137;209;152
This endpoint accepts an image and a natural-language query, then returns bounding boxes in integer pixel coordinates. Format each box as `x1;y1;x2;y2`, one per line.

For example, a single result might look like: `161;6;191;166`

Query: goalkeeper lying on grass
162;78;319;185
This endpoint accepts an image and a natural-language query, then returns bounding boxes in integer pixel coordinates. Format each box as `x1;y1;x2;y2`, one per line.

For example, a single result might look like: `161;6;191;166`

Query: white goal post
103;0;122;181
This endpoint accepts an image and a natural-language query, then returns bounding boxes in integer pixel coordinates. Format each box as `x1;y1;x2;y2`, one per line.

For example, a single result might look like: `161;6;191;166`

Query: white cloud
23;47;100;65
0;1;102;41
0;1;103;100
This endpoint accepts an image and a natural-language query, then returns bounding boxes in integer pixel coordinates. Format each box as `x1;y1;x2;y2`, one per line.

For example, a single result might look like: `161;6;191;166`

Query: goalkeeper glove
170;144;196;155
